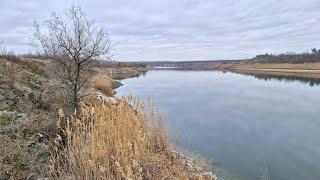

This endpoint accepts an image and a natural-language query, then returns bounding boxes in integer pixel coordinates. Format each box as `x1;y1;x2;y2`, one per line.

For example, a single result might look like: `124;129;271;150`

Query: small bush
0;114;12;126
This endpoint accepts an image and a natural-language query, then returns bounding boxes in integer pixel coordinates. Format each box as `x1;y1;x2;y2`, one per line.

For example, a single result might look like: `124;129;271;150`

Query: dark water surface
116;70;320;180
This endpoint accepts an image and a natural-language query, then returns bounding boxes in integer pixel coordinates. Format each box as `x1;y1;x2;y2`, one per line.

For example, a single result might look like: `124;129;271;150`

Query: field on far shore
216;62;320;80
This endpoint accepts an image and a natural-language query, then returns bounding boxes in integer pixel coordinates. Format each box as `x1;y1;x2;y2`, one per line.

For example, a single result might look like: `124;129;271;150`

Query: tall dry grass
53;96;168;179
52;96;214;179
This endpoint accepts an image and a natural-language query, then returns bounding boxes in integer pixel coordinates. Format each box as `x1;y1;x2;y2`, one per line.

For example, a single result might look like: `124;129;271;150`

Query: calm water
116;70;320;180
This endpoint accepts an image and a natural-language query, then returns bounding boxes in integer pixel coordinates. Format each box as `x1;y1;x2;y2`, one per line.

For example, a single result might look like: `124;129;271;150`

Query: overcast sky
1;0;320;61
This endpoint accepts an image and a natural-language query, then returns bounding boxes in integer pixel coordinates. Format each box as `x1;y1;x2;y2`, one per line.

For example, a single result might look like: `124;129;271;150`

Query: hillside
0;56;215;179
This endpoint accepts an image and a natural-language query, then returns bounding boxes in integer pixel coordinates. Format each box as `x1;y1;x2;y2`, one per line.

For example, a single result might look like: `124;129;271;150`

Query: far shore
216;62;320;80
146;61;320;80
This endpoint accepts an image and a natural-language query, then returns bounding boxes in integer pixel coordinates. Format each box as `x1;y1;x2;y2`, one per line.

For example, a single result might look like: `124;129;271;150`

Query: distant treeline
250;49;320;64
92;60;148;68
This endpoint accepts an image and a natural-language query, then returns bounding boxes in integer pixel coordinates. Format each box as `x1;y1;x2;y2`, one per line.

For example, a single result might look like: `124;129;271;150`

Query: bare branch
33;4;111;110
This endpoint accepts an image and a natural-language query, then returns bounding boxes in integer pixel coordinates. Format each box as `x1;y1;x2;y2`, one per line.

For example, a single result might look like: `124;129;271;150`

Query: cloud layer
1;0;320;61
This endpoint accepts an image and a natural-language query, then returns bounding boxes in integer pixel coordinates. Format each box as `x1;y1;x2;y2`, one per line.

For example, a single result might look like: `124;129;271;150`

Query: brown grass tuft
88;75;114;96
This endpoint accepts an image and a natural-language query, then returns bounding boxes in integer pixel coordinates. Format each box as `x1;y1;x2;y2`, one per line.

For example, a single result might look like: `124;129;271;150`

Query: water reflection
116;70;320;180
153;68;320;87
239;73;320;87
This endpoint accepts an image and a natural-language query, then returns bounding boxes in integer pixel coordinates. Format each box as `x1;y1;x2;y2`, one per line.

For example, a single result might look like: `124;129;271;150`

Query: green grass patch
22;72;42;90
0;114;12;126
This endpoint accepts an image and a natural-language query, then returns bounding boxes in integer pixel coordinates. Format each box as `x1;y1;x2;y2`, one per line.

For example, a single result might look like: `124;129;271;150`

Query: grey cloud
1;0;320;61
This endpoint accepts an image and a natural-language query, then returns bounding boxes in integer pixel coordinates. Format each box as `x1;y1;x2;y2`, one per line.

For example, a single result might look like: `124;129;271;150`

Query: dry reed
52;96;169;179
52;95;214;179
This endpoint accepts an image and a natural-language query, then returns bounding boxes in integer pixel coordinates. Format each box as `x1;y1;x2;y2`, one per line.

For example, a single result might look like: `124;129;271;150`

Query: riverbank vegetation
0;50;215;180
52;96;214;179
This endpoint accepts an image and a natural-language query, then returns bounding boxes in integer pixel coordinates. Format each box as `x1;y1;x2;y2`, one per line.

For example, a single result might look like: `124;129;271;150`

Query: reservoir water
116;70;320;180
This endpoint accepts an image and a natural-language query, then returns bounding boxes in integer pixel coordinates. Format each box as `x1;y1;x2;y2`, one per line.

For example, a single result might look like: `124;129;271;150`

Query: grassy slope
0;57;215;180
0;57;54;179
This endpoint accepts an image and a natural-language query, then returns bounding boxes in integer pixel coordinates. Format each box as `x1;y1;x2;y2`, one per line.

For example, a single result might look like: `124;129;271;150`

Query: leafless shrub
33;4;111;110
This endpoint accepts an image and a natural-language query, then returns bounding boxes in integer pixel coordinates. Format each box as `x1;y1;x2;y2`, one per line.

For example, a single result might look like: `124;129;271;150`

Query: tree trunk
73;83;78;111
73;63;81;112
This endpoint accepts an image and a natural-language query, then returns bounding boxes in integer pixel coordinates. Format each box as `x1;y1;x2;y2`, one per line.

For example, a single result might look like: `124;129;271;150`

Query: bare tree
33;5;110;110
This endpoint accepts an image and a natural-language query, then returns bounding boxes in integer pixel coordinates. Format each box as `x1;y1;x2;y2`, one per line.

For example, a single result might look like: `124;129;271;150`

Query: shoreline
112;64;320;179
110;68;218;180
